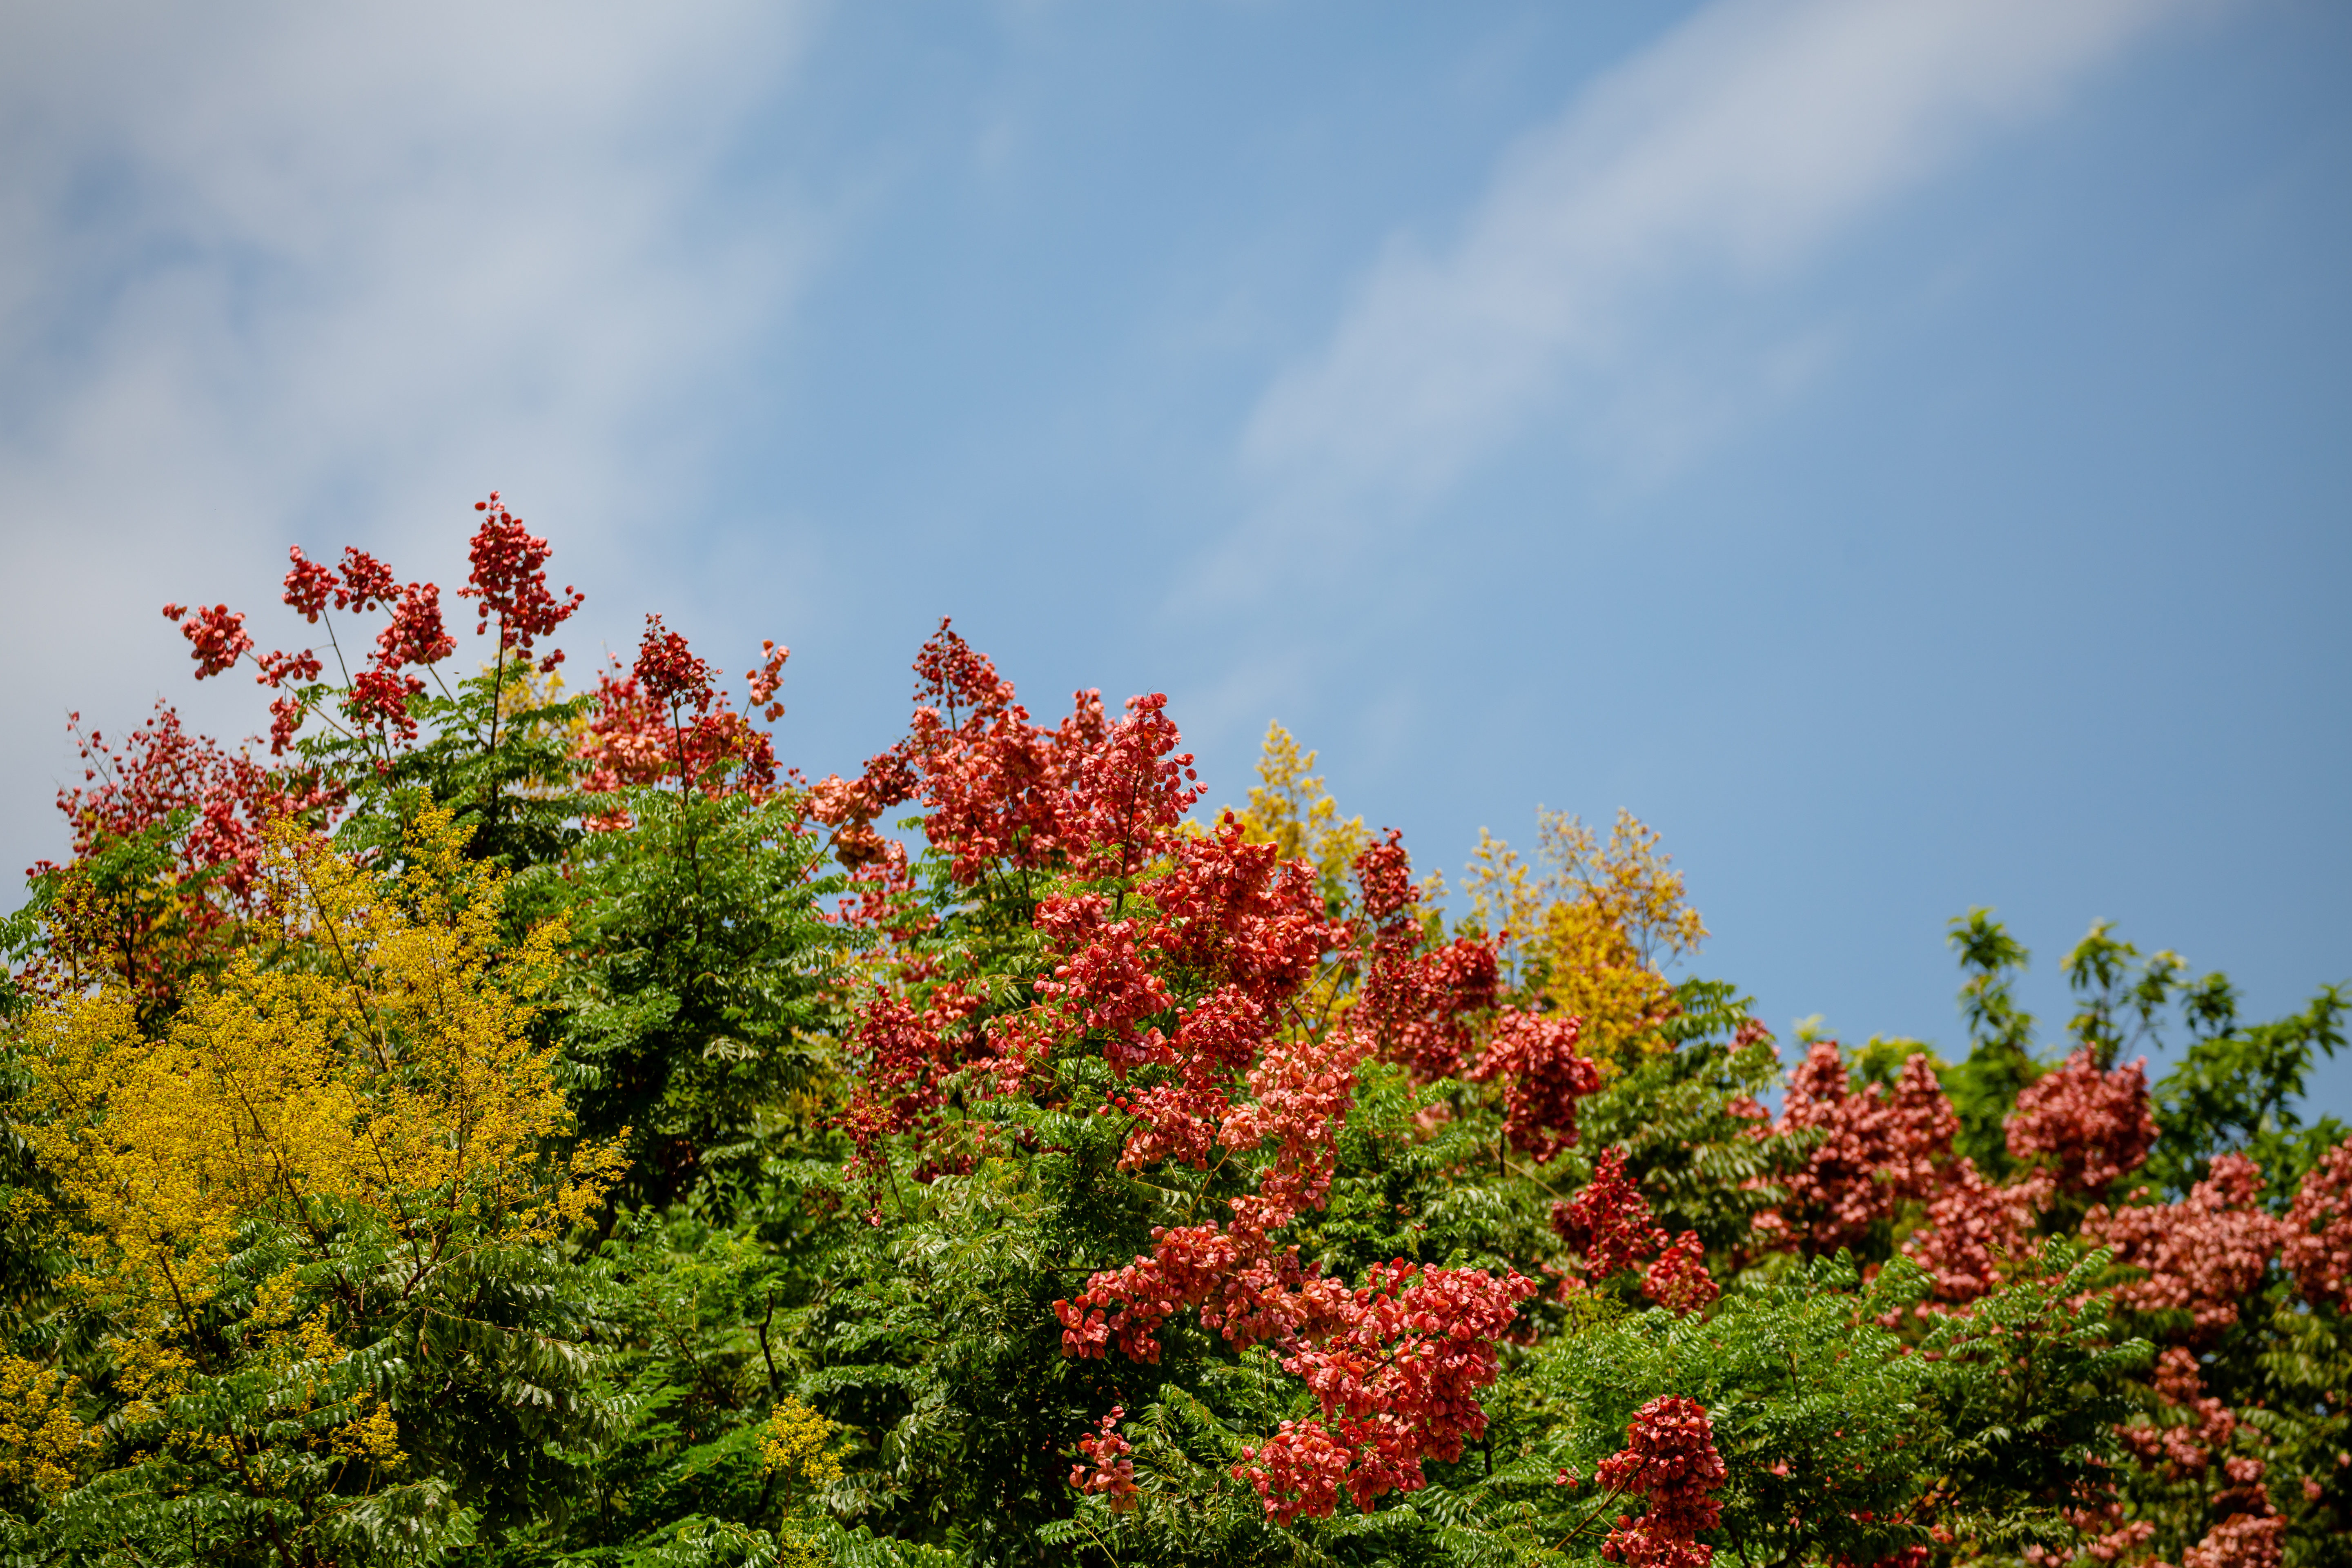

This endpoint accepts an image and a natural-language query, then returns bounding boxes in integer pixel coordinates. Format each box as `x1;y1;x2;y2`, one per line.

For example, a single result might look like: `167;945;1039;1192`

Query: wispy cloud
0;0;819;879
1243;0;2207;507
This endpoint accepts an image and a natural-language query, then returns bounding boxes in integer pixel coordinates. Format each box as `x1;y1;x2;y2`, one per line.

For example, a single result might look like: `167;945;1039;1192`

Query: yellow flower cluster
759;1396;842;1490
22;806;624;1329
0;1355;90;1498
13;804;627;1508
1236;722;1370;909
1521;809;1706;1074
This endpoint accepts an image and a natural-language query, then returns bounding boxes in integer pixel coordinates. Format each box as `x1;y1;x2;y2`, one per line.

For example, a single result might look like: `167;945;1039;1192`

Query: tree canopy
0;499;2343;1568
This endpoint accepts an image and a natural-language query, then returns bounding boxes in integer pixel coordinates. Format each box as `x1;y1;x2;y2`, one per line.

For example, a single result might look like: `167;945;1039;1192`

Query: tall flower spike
634;614;713;712
460;492;584;670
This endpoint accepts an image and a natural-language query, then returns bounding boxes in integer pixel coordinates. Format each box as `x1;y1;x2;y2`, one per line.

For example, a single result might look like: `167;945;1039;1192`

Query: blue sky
2;0;2346;1108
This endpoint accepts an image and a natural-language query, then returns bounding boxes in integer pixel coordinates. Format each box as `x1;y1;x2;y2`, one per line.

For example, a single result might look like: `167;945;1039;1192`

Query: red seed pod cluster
1468;1005;1600;1164
160;497;598;755
29;702;340;1005
1642;1230;1719;1315
459;491;583;671
2085;1155;2283;1338
1899;1157;2050;1309
2007;1048;2159;1194
817;627;1541;1523
633;614;713;712
1554;1147;1662;1282
576;620;781;815
1069;1406;1139;1511
1750;1044;1956;1257
747;640;789;722
281;546;338;621
166;603;254;679
2282;1138;2352;1310
375;581;456;672
1596;1396;1729;1568
1232;1261;1538;1522
1350;829;1498;1082
335;547;399;614
1550;1148;1718;1314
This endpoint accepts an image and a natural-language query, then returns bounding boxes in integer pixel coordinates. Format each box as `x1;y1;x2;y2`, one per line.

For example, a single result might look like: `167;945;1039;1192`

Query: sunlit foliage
0;503;2341;1568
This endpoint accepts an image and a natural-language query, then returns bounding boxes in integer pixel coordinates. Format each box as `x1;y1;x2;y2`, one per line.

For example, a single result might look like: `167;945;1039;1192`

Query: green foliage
7;590;2348;1568
1944;909;2040;1177
547;786;848;1212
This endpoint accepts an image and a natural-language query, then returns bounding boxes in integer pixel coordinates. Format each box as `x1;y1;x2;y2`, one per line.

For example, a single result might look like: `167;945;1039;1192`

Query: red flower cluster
1231;1260;1537;1522
2281;1138;2352;1310
1468;1006;1600;1164
1551;1148;1717;1313
2006;1049;2158;1194
1595;1395;1729;1568
1069;1405;1140;1512
2086;1156;2282;1338
458;492;582;671
1351;830;1497;1081
1752;1045;1955;1256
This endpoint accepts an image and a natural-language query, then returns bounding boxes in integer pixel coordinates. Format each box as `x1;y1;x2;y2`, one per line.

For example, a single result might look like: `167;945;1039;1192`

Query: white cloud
1243;0;2209;506
0;0;821;883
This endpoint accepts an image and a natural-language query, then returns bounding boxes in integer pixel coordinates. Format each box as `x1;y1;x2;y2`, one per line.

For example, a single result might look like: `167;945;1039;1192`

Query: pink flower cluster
1069;1405;1139;1511
1595;1396;1729;1568
2007;1049;2158;1194
2085;1155;2281;1338
1751;1045;1955;1257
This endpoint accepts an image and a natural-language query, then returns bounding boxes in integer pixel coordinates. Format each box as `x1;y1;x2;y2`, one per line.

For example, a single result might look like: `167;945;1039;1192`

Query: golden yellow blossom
0;1356;91;1498
21;805;624;1329
1463;809;1706;1074
1236;722;1370;909
760;1396;842;1491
